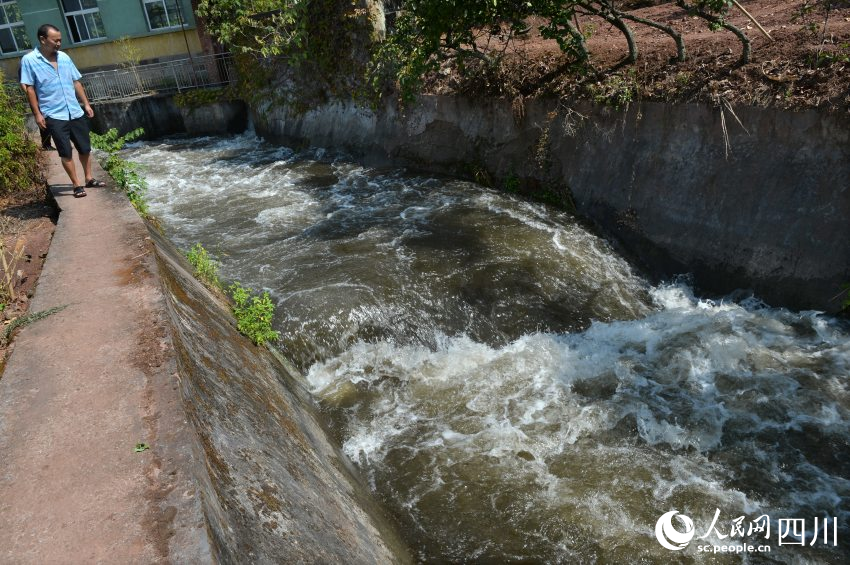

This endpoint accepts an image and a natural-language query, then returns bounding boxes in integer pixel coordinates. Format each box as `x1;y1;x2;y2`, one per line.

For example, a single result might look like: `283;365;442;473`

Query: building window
143;0;183;30
61;0;106;43
0;1;31;54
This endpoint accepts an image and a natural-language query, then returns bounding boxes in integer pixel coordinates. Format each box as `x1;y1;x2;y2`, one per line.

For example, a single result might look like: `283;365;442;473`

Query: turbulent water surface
128;134;849;563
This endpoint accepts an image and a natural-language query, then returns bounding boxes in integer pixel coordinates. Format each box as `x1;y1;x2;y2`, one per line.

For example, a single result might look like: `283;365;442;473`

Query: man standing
20;24;105;198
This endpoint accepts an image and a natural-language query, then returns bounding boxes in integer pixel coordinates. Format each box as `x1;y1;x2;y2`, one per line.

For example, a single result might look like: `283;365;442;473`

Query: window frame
142;0;183;32
61;0;107;44
0;0;31;55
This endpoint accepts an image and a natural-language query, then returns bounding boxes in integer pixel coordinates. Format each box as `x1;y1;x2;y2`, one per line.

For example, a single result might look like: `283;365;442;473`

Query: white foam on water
130;134;850;562
253;194;322;228
307;283;850;561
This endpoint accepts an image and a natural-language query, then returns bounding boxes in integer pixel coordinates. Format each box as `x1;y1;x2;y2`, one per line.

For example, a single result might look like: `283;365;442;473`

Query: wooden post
730;0;774;41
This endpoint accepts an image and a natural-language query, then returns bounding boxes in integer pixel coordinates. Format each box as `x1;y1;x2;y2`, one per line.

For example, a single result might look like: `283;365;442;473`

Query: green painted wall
97;0;196;39
3;0;196;59
1;0;204;75
16;0;64;52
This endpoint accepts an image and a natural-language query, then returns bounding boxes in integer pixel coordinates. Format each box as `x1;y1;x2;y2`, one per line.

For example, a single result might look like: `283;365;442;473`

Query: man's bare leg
79;151;93;184
61;157;81;187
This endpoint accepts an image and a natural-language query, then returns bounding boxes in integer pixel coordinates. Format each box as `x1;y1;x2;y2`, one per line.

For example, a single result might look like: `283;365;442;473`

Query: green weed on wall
90;128;149;216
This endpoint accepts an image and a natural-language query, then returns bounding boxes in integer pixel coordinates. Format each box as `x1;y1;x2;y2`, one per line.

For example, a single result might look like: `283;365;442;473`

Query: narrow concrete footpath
0;151;211;563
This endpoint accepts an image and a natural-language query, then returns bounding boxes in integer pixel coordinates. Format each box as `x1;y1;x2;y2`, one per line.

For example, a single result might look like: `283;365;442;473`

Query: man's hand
23;85;45;129
74;81;93;118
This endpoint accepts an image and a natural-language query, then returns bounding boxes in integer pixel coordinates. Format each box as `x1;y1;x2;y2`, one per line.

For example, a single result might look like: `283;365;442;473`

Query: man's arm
74;80;93;118
19;60;45;129
23;85;46;130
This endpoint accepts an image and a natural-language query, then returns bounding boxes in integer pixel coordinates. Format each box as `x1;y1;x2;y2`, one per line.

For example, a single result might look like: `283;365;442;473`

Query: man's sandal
73;186;87;198
85;178;106;188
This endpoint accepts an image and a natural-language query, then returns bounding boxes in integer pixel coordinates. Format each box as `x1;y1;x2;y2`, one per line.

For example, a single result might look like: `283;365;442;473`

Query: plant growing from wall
174;86;237;109
186;243;222;290
184;243;279;344
228;282;280;346
90;128;150;216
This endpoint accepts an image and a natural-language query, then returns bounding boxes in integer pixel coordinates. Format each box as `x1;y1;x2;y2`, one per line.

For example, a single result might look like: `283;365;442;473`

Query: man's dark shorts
45;116;91;159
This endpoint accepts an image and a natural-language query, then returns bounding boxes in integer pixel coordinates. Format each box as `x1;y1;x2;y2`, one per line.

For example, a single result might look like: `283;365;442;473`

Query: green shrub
90;127;144;160
174;87;236;109
229;282;280;346
90;128;149;215
0;73;41;195
186;243;221;289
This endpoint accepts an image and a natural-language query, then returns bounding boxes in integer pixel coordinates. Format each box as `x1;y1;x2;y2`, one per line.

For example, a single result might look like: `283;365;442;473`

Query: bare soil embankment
0;178;57;370
426;1;850;112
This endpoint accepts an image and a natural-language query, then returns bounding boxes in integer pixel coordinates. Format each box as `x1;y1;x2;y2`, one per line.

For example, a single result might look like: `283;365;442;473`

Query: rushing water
128;134;849;563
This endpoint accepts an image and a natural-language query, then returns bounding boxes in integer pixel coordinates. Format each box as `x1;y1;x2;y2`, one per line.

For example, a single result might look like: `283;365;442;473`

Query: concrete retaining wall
91;95;247;139
148;227;411;563
252;96;850;312
88;92;850;310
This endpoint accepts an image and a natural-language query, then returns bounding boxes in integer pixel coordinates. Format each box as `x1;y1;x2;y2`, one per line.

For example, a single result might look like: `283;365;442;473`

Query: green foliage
186;243;222;290
112;161;149;215
186;243;280;344
90;127;144;154
808;42;850;67
228;282;280;346
197;0;743;103
196;0;309;58
116;36;143;68
374;0;739;100
0;72;41;196
588;71;637;109
90;128;150;216
197;0;373;105
693;0;732;30
174;86;236;109
842;283;850;310
372;0;535;101
504;173;520;193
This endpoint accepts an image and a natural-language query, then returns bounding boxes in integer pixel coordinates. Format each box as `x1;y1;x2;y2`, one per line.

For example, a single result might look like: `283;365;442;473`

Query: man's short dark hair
37;24;60;40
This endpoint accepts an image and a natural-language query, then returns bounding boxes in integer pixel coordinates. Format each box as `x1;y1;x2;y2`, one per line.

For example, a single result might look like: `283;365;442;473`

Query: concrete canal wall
251;96;850;313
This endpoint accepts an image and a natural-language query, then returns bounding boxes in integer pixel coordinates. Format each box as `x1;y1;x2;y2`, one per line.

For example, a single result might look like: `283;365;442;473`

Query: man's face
40;29;62;54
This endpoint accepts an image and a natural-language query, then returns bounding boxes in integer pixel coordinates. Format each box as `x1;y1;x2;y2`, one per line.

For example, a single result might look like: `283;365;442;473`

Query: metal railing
81;53;236;102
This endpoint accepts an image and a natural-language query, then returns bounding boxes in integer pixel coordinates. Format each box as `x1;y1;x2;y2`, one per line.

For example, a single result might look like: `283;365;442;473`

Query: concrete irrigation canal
118;131;848;563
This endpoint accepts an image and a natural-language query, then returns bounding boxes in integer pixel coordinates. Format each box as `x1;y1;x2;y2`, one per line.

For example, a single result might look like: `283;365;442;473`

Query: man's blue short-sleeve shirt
20;49;84;121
